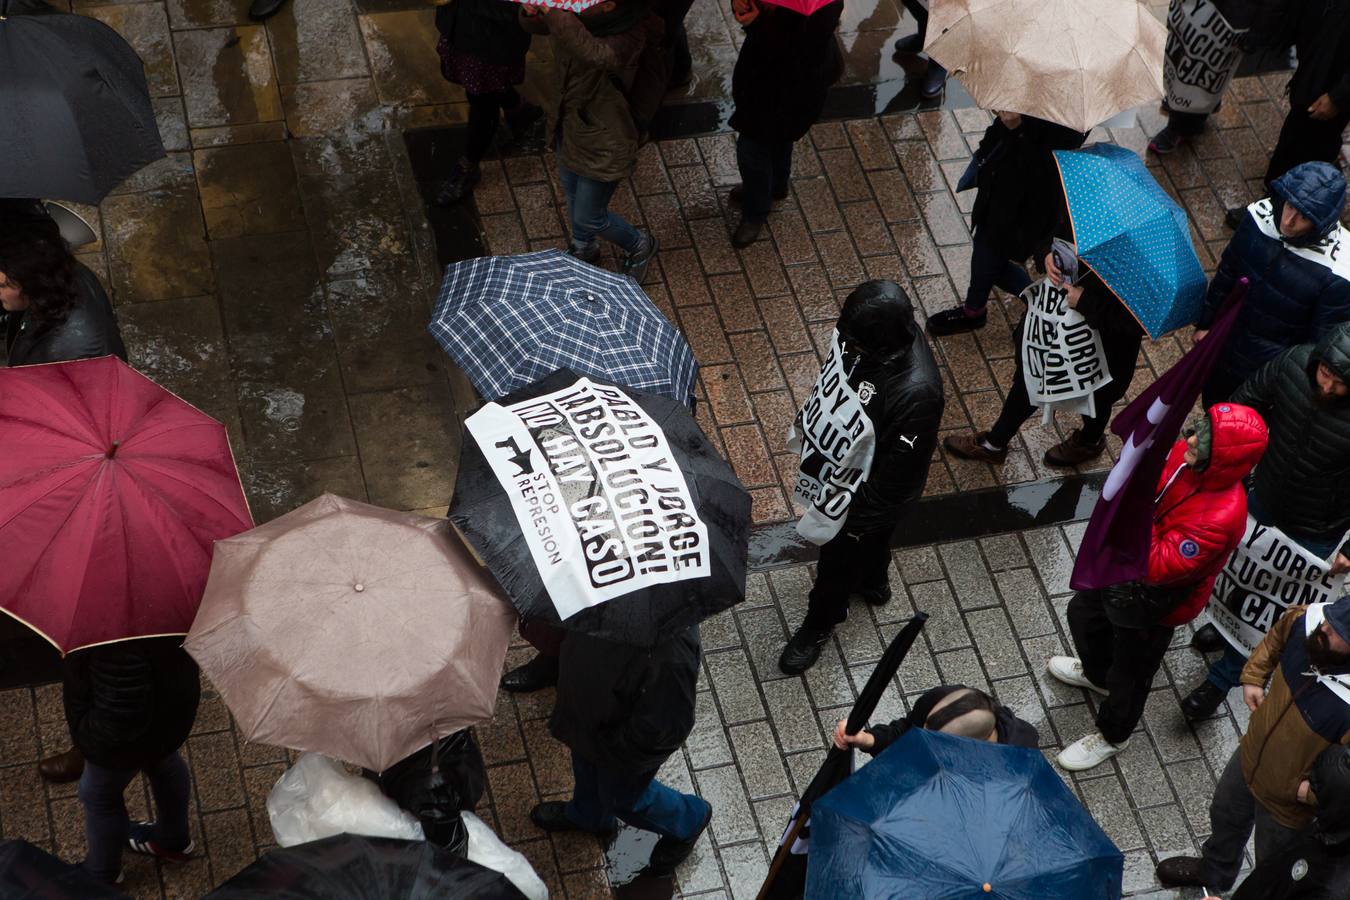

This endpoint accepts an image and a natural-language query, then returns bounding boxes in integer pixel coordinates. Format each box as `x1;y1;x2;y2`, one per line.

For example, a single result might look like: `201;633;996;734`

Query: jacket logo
897;435;918;450
858;381;875;405
1179;539;1200;558
1291;859;1308;881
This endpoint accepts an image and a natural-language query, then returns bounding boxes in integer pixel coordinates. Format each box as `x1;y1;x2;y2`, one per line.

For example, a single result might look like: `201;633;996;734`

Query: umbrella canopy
204;835;527;900
925;0;1166;132
428;250;698;406
186;494;516;773
0;356;252;653
0;0;166;204
0;840;126;900
1054;142;1207;338
807;729;1123;899
450;369;750;647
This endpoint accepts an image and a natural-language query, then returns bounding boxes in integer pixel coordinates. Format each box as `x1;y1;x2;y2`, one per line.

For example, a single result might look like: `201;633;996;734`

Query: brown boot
1044;429;1107;467
38;747;85;783
943;431;1007;464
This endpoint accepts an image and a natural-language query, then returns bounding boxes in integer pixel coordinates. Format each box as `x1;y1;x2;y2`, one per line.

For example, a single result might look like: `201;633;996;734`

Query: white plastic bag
462;811;549;900
267;752;425;847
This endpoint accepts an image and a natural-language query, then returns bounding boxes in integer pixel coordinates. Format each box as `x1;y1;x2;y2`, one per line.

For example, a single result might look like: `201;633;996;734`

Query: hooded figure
1197;162;1350;405
778;280;944;675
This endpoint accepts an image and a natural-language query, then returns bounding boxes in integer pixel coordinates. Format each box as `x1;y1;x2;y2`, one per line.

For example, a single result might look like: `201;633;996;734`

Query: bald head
926;688;998;742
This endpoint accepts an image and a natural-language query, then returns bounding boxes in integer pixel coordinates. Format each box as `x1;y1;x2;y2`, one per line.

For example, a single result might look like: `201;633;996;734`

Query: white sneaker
1056;732;1129;771
1047;656;1109;697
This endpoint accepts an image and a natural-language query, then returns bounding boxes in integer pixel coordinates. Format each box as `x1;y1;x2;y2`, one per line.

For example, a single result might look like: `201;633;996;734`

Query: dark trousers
804;525;895;629
1264;104;1350;188
660;0;694;83
565;752;709;838
1067;589;1174;745
79;752;192;881
465;88;521;164
1201;748;1304;889
521;619;565;660
1168;109;1208;136
735;134;794;222
965;231;1033;312
899;0;928;35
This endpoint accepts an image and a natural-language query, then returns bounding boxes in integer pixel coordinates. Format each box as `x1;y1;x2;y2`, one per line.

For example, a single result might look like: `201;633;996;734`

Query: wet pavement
3;0;1348;896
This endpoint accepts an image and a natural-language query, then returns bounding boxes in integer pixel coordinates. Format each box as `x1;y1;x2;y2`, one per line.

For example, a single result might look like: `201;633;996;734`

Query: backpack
614;15;670;143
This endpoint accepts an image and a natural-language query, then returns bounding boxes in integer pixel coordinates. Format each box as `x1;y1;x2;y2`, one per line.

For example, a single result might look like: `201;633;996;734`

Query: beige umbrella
185;493;516;773
925;0;1166;132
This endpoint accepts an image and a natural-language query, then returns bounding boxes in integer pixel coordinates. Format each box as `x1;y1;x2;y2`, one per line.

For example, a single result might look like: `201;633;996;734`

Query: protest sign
1247;198;1350;280
466;377;710;620
1020;279;1112;423
1163;0;1247;115
787;330;877;545
1208;516;1347;655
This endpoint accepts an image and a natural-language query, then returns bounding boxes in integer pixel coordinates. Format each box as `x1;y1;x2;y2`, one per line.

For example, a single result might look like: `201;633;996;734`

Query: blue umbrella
806;729;1123;900
1053;142;1207;339
428;250;698;405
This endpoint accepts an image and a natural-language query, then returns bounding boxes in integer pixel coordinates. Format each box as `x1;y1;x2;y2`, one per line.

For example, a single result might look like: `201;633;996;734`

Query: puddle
605;825;660;886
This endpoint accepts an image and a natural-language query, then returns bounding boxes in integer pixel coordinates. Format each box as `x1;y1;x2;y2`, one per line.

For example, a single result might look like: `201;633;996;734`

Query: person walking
890;0;946;100
925;110;1086;336
778;281;944;675
520;0;661;281
833;684;1040;753
1179;324;1350;720
1046;403;1268;771
1197;161;1350;406
433;0;539;205
531;626;711;877
66;637;200;885
726;0;842;248
1156;597;1350;892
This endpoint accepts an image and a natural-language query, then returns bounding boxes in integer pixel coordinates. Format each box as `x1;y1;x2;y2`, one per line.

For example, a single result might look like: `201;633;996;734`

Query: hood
836;279;918;365
1310;744;1350;845
1270;162;1347;244
1313;322;1350;384
1326;594;1350;646
1195;402;1267;489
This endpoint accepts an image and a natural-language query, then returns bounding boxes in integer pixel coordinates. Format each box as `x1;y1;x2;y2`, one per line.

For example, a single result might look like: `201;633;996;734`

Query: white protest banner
1163;0;1247;115
786;330;877;545
1020;279;1112;424
465;377;710;620
1247;198;1350;280
1208;516;1347;655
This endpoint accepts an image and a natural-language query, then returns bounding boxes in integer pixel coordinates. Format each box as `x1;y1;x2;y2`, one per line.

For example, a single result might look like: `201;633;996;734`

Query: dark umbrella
203;835;527;900
0;840;126;899
450;368;750;647
0;0;166;204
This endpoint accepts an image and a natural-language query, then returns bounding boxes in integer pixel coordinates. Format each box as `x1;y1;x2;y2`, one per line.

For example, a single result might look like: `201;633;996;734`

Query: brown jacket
523;8;661;183
1239;606;1350;829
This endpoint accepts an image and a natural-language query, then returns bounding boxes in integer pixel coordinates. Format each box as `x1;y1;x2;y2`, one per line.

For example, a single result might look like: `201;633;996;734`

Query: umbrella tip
983;884;992;893
354;583;365;593
106;440;120;459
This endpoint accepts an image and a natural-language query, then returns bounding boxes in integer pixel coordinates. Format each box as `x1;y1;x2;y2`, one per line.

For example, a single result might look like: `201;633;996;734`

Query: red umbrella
0;356;253;653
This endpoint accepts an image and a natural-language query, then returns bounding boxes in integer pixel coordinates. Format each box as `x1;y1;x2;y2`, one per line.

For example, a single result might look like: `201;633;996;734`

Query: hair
0;220;79;325
925;688;998;741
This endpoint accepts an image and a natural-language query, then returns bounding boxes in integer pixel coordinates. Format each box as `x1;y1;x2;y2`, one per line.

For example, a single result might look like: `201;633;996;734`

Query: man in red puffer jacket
1047;402;1269;771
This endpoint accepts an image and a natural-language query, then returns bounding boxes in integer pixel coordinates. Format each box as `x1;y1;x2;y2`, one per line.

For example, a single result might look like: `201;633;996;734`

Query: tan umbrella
925;0;1166;132
185;493;516;773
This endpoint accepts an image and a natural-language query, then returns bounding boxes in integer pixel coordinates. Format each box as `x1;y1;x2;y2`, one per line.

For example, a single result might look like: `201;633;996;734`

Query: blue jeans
565;752;709;840
735;134;793;222
965;230;1032;312
557;161;642;253
79;752;191;881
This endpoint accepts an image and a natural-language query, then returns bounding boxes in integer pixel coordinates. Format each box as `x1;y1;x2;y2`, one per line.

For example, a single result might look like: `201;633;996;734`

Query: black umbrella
451;368;751;647
0;0;166;204
0;839;126;899
203;835;527;900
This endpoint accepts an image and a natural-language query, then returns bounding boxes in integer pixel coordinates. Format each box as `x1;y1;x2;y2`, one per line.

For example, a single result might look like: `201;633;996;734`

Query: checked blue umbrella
429;250;698;405
1053;143;1207;339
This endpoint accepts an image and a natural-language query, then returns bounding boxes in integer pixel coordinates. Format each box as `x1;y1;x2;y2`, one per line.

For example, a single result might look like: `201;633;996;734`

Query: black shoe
892;32;924;54
1147;125;1187;155
1190;622;1226;654
926;306;987;336
779;626;832;675
731;218;764;248
1179;681;1226;722
645;801;712;876
248;0;287;20
530;801;583;833
857;584;892;606
435;161;480;207
919;63;947;100
1155;856;1211;889
566;240;602;265
1225;206;1246;230
501;654;559;693
727;185;788;208
623;231;659;283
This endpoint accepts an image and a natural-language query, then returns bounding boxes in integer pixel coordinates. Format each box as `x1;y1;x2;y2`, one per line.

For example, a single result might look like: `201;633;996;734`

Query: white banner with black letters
1020;279;1112;424
466;377;710;620
1164;0;1248;116
1248;198;1350;280
1207;516;1347;655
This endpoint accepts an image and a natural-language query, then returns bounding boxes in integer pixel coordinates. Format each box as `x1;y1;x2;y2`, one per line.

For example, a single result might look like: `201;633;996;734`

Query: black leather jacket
4;263;126;366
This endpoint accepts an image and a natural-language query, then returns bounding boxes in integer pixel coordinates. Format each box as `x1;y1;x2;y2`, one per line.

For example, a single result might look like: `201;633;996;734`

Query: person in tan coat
1157;598;1350;891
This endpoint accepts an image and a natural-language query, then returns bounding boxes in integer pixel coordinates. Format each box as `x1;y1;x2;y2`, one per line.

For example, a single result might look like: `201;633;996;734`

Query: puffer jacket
1198;163;1350;401
4;263;127;367
729;1;843;144
1231;323;1350;542
1147;403;1268;626
834;280;944;534
1240;606;1350;830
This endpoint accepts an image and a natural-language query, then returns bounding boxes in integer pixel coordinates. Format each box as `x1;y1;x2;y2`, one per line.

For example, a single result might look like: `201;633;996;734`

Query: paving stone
934;647;990;691
1139;804;1194;856
694;765;759;845
963;607;1025;678
719;841;770;900
688;690;736;770
175;27;282;128
802;639;856;709
102;188;214;302
706;650;767;724
939;540;999;609
1080;775;1147;851
994;567;1058;638
268;0;370;85
729;721;791;799
763;679;824;753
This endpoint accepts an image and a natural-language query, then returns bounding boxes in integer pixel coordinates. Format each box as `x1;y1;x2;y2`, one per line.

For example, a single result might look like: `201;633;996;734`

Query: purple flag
1069;279;1248;591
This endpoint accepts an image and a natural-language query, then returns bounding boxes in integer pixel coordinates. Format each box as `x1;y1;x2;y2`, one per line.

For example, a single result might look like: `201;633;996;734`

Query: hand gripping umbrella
450;369;750;647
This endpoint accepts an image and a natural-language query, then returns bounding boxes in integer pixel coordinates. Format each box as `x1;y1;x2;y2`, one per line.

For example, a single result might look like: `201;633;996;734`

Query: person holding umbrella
832;684;1039;752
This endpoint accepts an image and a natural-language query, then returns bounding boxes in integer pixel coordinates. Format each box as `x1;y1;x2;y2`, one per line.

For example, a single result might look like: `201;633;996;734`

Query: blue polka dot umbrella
1053;143;1207;339
429;250;698;405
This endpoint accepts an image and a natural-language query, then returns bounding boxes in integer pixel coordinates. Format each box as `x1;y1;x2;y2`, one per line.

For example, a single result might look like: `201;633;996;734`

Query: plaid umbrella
428;250;698;405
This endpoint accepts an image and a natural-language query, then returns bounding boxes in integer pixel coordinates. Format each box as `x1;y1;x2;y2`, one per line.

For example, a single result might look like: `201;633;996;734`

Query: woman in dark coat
727;0;842;248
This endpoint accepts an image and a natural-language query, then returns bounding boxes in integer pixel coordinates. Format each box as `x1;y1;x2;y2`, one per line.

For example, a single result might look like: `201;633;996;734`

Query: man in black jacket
530;626;712;877
778;281;944;675
832;684;1040;753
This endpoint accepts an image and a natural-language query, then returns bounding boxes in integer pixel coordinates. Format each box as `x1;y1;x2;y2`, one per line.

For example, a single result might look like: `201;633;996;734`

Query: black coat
435;0;531;69
863;685;1040;754
549;626;700;774
1284;0;1350;109
729;2;842;144
62;638;201;771
4;263;127;366
1232;833;1350;899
